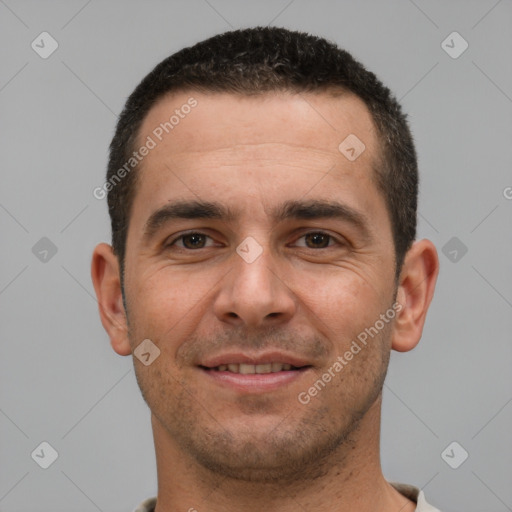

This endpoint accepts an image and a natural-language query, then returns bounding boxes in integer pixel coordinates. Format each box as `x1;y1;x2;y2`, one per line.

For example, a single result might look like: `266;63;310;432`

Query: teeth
255;363;272;374
214;363;296;373
239;363;255;374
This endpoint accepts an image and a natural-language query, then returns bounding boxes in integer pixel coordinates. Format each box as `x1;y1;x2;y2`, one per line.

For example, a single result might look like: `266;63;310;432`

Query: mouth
198;354;313;393
201;362;305;373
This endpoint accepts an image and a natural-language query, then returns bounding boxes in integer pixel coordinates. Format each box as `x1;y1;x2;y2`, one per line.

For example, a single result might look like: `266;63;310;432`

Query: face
122;90;398;481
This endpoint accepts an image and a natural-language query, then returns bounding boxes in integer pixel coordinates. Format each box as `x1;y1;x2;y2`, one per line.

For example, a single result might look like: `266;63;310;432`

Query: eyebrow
142;198;372;242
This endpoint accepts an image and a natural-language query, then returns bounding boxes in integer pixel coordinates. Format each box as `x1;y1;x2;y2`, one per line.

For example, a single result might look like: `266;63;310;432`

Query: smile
200;364;311;393
210;363;300;373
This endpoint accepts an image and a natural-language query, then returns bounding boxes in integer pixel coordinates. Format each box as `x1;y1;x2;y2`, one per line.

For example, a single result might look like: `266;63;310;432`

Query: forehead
137;89;379;162
128;90;387;240
134;90;381;199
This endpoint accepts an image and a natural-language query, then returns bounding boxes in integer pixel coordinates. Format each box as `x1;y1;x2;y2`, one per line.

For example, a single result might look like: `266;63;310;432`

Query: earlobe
90;243;132;356
391;239;439;353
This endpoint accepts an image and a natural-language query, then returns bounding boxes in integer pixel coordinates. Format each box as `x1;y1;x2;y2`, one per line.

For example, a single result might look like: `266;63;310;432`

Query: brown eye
304;232;332;248
167;232;213;250
181;233;207;249
294;231;340;249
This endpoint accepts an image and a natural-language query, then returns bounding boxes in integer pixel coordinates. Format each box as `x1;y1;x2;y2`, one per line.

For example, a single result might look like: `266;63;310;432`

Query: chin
181;419;354;483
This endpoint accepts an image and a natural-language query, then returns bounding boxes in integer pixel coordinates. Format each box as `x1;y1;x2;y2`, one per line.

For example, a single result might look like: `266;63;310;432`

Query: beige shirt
133;481;442;511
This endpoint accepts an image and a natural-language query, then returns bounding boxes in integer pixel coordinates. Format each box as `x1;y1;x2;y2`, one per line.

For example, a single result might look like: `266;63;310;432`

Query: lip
198;351;314;393
200;366;312;393
199;351;312;369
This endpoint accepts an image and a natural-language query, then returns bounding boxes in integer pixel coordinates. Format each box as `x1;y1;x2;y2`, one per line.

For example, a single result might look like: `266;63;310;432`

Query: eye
166;232;215;250
293;231;342;249
165;230;344;251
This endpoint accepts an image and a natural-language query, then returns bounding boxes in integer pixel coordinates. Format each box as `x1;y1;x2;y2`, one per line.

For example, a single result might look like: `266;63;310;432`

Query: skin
91;90;439;512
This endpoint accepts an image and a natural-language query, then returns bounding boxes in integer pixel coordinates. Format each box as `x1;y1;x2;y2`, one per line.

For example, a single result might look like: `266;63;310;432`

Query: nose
213;239;297;328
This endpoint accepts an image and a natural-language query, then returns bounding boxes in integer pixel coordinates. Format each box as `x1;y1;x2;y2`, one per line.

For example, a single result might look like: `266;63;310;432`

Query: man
91;26;440;512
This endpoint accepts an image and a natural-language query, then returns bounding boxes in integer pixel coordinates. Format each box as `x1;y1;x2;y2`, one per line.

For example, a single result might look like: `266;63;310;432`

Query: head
92;26;438;482
107;26;418;288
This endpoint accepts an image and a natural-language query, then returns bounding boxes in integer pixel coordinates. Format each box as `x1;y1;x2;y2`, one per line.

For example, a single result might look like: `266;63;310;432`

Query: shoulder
132;496;157;512
389;481;443;512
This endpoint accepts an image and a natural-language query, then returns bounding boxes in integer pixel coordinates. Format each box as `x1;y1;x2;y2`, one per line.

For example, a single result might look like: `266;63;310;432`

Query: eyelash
165;230;345;250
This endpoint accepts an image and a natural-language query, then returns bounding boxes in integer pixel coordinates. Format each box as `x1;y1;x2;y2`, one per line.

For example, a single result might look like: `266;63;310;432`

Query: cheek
298;269;383;337
127;268;213;346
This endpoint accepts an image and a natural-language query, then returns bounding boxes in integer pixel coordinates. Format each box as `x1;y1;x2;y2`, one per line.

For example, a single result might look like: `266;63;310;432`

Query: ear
391;239;439;352
90;243;132;356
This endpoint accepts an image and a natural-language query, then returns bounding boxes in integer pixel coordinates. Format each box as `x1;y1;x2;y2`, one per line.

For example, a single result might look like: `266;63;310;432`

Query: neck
152;396;415;512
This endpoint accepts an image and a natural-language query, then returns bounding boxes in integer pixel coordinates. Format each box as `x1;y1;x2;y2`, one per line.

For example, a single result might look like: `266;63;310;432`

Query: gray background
1;0;511;511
